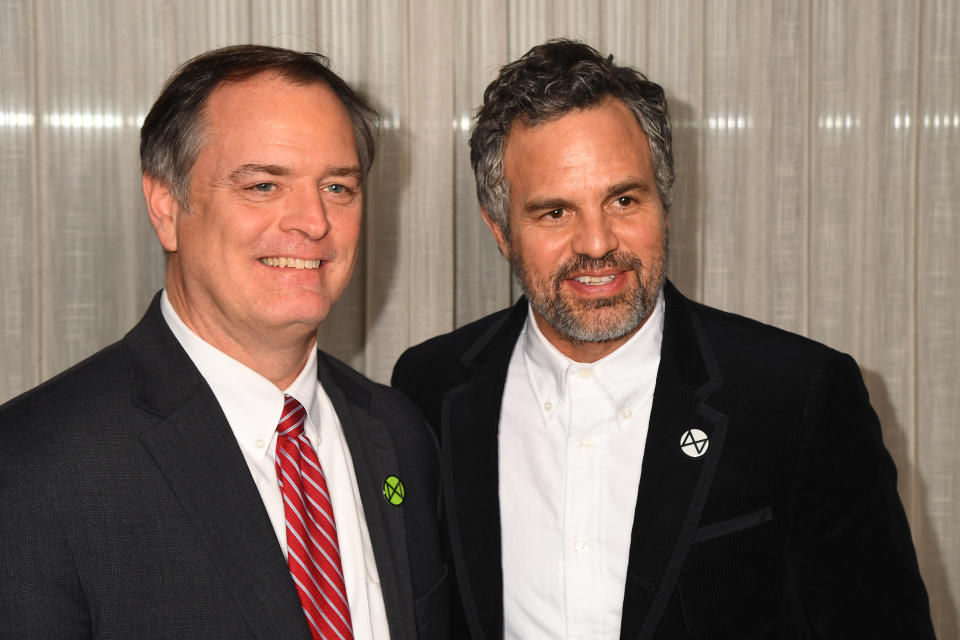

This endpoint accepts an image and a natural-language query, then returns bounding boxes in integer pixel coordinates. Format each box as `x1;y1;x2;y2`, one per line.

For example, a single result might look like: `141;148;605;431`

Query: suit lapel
128;296;310;640
442;302;527;640
441;285;726;640
316;354;416;640
620;282;728;640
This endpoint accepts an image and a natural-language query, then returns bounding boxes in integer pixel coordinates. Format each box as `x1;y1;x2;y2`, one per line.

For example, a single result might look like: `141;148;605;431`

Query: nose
570;208;618;258
280;185;331;240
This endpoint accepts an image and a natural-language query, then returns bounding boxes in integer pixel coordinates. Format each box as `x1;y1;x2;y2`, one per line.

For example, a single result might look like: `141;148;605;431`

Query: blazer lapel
442;302;527;640
316;355;417;640
439;286;726;640
620;282;729;640
128;296;310;640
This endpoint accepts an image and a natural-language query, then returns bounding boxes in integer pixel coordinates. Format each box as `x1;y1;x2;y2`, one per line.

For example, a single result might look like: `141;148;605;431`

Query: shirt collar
521;289;665;431
160;289;318;459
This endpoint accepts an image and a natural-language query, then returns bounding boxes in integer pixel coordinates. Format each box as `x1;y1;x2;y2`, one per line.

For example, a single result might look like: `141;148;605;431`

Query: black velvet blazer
392;280;932;640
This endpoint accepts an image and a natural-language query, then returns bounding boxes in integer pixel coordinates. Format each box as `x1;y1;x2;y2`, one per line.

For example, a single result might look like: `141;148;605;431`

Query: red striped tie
275;394;354;640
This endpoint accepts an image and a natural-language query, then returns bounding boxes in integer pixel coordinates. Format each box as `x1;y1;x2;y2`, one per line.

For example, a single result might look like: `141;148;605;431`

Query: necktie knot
277;394;307;438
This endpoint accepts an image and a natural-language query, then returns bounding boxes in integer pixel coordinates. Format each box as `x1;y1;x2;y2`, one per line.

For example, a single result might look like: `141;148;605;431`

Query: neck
165;288;316;390
531;310;646;364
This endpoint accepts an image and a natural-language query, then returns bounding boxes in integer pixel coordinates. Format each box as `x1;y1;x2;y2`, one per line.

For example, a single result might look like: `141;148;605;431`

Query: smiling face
485;97;668;362
145;73;363;363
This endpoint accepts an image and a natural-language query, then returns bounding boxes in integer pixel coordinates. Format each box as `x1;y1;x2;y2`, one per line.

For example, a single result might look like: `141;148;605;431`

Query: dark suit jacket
391;281;933;639
0;293;449;639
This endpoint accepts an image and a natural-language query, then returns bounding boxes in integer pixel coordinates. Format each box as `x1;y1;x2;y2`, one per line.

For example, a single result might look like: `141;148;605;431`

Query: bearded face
510;241;666;345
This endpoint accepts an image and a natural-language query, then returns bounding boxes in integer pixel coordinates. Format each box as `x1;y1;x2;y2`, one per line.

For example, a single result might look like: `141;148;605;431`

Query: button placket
564;367;605;635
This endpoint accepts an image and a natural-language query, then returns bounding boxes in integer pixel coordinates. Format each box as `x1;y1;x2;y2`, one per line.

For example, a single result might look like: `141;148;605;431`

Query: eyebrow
328;166;364;181
226;163;364;183
523;180;653;213
523;197;575;214
601;180;653;201
228;164;292;181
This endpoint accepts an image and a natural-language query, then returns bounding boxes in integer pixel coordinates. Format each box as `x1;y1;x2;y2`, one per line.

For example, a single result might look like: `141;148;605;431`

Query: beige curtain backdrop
1;0;957;635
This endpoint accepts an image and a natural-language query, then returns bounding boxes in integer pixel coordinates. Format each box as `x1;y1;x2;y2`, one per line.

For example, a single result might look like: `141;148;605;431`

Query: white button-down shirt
499;292;664;640
160;291;390;640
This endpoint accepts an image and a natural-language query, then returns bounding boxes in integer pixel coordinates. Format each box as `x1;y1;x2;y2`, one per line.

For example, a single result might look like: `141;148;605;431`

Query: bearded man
392;39;931;640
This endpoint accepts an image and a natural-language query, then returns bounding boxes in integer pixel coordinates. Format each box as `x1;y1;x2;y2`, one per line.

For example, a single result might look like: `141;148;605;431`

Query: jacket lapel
316;354;417;640
443;302;527;640
442;285;727;640
128;295;310;640
620;282;729;640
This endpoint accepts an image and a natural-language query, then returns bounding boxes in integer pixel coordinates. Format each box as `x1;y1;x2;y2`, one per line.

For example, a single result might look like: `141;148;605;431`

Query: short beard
510;243;666;345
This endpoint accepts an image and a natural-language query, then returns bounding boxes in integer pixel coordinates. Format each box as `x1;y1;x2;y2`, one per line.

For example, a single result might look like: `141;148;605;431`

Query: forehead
502;97;653;188
200;73;355;153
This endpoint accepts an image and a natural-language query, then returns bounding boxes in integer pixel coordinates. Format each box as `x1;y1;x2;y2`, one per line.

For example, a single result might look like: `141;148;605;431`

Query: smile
573;274;617;285
259;257;322;270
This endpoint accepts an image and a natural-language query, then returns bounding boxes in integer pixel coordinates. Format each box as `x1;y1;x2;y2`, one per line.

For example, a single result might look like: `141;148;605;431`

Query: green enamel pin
383;475;405;506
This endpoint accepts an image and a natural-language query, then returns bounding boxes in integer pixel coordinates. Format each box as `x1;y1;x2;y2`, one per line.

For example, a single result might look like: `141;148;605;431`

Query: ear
143;174;180;253
480;209;510;259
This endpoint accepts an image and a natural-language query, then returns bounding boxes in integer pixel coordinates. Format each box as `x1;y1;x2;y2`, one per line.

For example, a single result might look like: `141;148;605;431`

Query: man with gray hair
1;45;448;639
393;39;931;639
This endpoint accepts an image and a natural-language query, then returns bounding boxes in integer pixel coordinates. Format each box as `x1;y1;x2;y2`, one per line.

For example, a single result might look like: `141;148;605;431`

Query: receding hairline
185;73;362;182
141;69;346;179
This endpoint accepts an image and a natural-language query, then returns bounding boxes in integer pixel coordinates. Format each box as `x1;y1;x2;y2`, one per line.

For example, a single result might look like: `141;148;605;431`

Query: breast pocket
414;564;451;639
678;507;785;639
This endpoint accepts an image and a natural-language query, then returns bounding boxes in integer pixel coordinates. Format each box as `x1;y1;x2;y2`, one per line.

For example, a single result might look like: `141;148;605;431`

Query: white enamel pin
680;428;709;458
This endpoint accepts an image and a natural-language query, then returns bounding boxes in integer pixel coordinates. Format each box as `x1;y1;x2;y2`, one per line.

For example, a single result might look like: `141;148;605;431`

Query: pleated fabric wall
0;1;957;635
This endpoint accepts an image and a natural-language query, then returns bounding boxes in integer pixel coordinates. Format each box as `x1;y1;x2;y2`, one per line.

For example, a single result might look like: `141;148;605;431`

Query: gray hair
140;44;378;210
470;39;674;234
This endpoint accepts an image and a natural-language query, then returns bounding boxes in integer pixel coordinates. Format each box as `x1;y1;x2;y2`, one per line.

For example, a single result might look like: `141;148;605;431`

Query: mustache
552;251;645;281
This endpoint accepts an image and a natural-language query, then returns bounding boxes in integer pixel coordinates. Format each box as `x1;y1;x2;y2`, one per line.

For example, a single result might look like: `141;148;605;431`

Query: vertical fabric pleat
917;1;960;637
808;0;920;528
454;0;512;326
0;0;39;395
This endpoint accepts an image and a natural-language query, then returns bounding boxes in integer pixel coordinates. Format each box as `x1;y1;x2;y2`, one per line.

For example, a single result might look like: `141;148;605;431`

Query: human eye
614;195;635;207
322;182;359;203
246;182;277;193
542;208;566;221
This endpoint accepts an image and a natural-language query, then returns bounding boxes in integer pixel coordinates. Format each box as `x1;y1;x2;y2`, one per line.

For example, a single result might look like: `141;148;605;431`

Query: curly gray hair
470;39;674;235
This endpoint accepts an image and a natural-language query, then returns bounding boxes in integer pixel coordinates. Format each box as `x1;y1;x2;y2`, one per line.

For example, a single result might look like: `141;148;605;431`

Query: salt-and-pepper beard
509;234;667;345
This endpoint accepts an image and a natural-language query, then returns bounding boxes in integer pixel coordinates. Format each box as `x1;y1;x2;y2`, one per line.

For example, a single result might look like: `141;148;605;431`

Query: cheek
335;213;363;259
229;210;274;244
175;216;211;260
343;212;364;244
328;211;363;269
623;221;666;253
515;228;569;267
179;207;262;257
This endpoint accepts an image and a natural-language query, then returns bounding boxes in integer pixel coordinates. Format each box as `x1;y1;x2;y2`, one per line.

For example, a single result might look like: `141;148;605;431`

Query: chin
262;299;332;330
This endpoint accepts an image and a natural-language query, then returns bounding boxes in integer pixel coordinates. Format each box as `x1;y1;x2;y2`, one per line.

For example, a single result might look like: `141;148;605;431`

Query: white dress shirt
160;291;390;640
499;292;664;640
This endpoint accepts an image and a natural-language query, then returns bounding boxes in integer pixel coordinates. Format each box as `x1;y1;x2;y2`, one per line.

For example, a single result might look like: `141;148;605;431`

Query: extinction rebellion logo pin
680;428;710;458
383;475;405;506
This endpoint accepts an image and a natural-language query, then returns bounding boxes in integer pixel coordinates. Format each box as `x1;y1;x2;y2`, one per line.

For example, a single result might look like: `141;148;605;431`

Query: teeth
574;274;616;285
260;257;322;269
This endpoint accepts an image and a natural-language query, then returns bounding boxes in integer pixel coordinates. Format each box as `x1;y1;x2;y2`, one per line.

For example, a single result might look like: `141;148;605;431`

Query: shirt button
578;439;592;452
544;401;553;412
255;438;266;449
578;368;592;380
622;408;633;420
575;540;590;553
